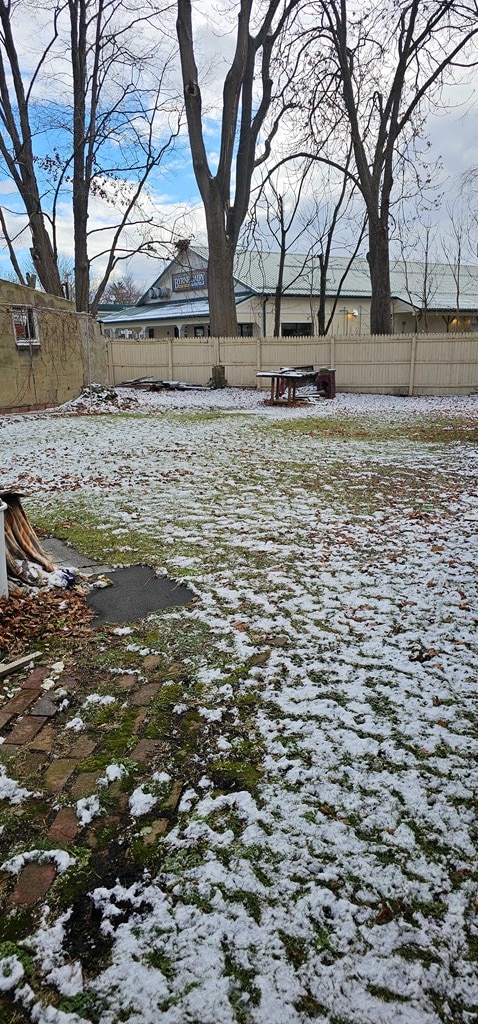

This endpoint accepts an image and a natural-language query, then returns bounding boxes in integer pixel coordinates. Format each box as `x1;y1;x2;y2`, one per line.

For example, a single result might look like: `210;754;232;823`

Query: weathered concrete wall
0;280;107;412
78;311;107;393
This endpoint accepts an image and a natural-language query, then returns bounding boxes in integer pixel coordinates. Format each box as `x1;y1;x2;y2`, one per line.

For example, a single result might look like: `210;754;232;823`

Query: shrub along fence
106;332;478;396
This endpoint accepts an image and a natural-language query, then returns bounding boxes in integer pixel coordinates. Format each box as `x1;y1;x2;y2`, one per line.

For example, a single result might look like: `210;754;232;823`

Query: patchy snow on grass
100;763;130;785
0;954;25;991
1;392;478;1023
83;694;116;707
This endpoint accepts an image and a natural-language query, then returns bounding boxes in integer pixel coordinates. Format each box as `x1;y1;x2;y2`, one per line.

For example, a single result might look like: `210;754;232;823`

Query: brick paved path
0;659;182;910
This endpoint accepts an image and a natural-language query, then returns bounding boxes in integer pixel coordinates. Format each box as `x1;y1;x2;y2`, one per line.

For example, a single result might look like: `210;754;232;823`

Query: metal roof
233;250;370;296
233;250;478;308
99;247;478;323
99;293;250;325
389;260;478;311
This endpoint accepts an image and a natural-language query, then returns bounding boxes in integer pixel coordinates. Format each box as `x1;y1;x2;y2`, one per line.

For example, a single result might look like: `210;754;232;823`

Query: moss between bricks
0;589;269;973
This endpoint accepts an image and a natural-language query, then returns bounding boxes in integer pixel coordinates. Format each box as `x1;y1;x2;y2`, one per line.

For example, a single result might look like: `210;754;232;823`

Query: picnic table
256;366;336;404
256;367;318;406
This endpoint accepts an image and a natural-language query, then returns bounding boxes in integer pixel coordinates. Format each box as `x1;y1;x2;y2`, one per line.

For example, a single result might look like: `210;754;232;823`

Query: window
238;323;253;337
12;305;40;348
147;327;155;338
281;323;312;337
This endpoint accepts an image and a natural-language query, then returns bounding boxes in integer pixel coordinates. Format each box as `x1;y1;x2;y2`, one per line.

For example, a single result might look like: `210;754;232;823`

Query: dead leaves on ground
0;587;94;659
409;646;438;663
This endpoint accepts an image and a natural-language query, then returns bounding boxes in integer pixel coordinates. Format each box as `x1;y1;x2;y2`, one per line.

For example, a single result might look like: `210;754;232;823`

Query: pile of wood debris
0;492;94;660
1;491;55;586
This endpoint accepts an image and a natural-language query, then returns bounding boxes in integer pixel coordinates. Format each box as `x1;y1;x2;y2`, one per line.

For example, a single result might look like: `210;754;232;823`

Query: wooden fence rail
106;332;478;396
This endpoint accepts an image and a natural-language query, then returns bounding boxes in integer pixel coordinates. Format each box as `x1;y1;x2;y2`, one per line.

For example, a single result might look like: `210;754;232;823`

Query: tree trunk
0;206;25;284
177;1;300;342
29;214;63;296
203;187;238;338
203;198;237;337
208;244;237;337
367;217;392;335
2;150;64;295
317;253;327;335
273;286;282;338
273;250;285;337
73;189;90;313
0;2;64;298
70;0;90;312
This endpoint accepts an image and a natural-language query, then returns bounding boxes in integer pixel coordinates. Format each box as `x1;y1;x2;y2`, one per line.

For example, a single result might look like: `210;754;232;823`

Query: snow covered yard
1;391;477;1024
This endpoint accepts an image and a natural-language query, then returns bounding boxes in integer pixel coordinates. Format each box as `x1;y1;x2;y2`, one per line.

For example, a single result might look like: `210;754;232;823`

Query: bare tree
245;161;317;336
438;200;478;329
0;1;64;296
246;154;366;335
176;0;300;337
0;0;181;312
0;205;26;284
102;273;143;305
396;213;440;332
441;220;462;329
462;170;478;261
310;154;366;336
295;0;478;334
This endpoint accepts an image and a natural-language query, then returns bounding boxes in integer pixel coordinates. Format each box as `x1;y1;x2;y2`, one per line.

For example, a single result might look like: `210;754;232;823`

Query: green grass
294;994;329;1018
367;984;410;1003
267;413;478;444
57;992;107;1022
31;498;154;565
278;929;310;968
222;939;261;1023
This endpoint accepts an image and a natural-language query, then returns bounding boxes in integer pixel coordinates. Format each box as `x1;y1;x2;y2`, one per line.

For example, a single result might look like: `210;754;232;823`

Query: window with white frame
11;305;40;348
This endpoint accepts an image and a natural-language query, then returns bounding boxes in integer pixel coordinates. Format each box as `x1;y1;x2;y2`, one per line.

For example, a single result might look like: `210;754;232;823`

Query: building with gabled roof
98;244;478;339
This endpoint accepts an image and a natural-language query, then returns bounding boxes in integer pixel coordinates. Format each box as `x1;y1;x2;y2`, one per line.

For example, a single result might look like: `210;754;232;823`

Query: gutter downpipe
262;296;269;338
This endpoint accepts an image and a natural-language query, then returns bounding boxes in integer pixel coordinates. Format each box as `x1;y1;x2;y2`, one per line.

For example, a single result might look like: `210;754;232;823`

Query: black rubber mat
86;564;194;623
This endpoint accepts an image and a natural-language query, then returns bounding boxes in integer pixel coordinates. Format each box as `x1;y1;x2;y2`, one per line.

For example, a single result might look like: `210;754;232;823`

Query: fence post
329;334;335;371
168;336;173;379
106;338;114;386
256;335;262;387
214;335;221;365
409;333;417;396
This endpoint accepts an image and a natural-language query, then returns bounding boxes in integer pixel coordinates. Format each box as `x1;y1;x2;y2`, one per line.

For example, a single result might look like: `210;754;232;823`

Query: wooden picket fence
106;332;478;396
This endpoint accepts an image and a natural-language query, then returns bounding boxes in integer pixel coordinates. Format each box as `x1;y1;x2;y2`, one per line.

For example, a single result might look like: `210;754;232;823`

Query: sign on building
172;269;207;292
